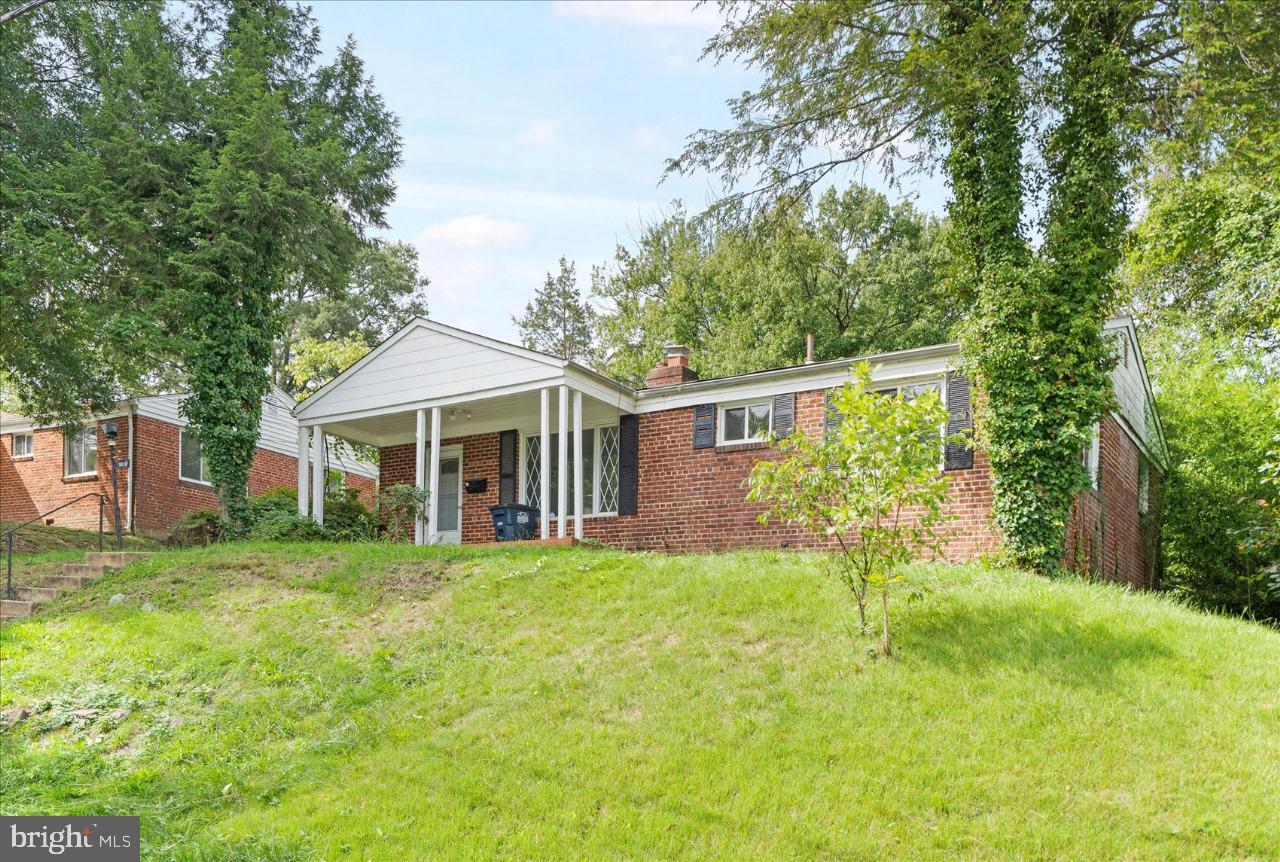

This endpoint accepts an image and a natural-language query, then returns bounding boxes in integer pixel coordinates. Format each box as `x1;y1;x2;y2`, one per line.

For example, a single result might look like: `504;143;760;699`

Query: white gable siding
297;324;561;421
1107;324;1166;467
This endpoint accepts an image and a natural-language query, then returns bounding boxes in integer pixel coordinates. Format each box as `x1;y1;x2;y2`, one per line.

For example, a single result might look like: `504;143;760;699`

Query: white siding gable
1104;318;1167;468
295;319;563;423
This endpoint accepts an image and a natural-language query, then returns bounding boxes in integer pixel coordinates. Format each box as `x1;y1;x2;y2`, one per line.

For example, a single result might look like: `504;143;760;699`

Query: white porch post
573;389;583;540
557;384;568;538
427;406;441;544
310;425;325;525
539;387;550;540
297;426;310;517
415;408;427;545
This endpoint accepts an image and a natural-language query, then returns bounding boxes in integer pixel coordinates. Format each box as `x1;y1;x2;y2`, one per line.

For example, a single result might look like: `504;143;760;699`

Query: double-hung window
64;428;97;477
719;400;772;445
180;430;211;484
523;424;620;517
11;433;32;458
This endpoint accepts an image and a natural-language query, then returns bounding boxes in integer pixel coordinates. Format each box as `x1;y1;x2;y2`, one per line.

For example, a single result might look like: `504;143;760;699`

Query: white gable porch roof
293;318;634;433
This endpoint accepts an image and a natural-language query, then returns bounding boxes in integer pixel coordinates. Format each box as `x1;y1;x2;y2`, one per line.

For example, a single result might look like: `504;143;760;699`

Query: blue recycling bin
489;504;539;541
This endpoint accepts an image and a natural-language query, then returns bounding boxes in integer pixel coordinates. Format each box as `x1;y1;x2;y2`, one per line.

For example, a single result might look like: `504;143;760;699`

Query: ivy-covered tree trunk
1026;0;1131;572
176;0;398;528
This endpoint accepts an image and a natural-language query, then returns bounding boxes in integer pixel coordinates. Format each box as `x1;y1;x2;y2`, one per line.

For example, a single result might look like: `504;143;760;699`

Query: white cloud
628;124;669;153
418;214;529;250
517;119;557;146
551;1;720;31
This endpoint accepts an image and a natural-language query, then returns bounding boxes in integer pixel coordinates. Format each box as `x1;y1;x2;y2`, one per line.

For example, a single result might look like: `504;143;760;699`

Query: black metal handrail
3;492;115;601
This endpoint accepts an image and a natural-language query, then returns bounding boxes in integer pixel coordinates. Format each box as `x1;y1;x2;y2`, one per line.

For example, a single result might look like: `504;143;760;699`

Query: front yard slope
1;544;1277;860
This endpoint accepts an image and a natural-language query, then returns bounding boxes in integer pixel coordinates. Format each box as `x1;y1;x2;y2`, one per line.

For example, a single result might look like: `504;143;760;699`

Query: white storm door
434;448;463;544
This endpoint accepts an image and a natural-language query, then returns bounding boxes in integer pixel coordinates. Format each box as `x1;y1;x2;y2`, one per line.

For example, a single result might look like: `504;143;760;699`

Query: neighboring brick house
291;316;1166;588
1;388;377;536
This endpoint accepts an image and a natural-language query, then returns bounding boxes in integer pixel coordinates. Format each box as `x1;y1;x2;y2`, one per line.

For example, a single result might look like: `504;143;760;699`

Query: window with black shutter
771;393;795;437
692;403;715;449
944;372;974;470
498;429;517;504
618;414;639;515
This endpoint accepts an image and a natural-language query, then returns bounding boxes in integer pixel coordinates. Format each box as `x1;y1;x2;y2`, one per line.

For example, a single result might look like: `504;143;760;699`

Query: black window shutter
618;414;639;516
692;403;716;449
498;429;517;503
824;389;843;439
945;372;974;470
771;392;795;438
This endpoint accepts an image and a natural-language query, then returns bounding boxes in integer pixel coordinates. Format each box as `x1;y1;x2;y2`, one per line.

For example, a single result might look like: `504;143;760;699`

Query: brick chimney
644;344;699;388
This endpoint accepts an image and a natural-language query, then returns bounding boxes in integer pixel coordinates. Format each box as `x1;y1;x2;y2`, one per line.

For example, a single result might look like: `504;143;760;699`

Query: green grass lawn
2;543;1277;860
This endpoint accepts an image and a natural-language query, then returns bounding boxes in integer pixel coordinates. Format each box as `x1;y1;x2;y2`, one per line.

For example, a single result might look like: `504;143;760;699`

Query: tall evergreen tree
514;257;597;363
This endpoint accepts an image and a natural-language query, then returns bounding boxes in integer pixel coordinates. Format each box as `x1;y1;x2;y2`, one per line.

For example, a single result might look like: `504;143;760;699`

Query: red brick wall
579;389;1000;558
1;416;376;535
376;388;1001;560
1063;415;1162;588
1;420;131;531
380;431;501;544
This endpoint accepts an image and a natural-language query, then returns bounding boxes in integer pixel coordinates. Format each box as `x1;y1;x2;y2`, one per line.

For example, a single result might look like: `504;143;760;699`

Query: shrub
165;509;224;547
247;509;329;542
377;483;429;543
322;487;377;541
1154;337;1280;624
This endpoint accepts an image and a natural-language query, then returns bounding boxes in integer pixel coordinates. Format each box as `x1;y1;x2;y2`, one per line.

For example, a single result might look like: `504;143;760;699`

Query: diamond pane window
524;434;542;513
598;426;619;513
523;423;620;516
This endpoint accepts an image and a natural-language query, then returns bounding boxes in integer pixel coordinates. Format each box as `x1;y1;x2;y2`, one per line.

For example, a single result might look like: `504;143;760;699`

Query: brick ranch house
1;388;377;536
293;316;1167;587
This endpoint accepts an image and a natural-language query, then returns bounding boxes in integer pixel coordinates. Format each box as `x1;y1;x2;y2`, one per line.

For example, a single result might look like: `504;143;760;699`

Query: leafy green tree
672;0;1274;574
286;335;371;401
274;240;428;393
174;1;399;526
1125;169;1279;351
0;1;190;423
593;187;954;384
514;257;597;362
748;363;958;656
1151;334;1280;623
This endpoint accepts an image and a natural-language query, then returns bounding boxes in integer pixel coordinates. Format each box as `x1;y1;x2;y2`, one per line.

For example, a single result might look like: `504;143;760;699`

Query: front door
434;449;463;544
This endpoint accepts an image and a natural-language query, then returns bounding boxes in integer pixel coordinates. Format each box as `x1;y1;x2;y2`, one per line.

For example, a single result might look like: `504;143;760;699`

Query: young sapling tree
748;362;963;656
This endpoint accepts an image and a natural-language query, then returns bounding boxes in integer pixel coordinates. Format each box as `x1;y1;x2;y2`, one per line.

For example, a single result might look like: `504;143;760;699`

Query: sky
307;0;948;342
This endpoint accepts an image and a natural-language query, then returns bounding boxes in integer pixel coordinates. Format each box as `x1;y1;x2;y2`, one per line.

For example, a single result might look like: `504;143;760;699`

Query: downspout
126;405;135;532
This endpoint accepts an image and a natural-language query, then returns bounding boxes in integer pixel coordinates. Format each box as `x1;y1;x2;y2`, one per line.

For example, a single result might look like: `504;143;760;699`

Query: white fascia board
296;372;569;427
564;365;636;413
635;344;958;413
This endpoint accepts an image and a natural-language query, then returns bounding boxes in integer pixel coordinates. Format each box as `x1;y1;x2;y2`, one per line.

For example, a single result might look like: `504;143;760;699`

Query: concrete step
0;599;33;619
62;563;108;578
16;586;63;603
83;552;155;567
41;575;96;590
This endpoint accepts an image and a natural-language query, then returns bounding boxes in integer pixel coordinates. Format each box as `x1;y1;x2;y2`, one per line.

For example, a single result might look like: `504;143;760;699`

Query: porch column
310;424;325;525
573;390;584;539
539;387;550;540
415;408;427;545
427;406;441;544
297;426;310;517
557;384;568;537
